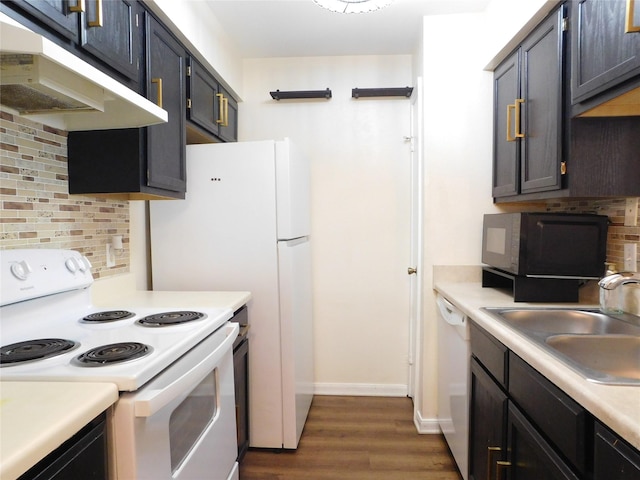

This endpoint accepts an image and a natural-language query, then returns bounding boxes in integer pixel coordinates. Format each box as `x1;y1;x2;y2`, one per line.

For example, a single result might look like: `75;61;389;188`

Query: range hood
0;13;167;131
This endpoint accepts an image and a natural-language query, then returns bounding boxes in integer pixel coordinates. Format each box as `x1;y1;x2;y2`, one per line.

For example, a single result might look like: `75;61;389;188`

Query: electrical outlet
106;244;116;268
623;243;638;272
624;198;638;226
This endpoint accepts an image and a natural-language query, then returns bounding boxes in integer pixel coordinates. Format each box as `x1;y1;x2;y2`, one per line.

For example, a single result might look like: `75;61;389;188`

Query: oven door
111;322;239;480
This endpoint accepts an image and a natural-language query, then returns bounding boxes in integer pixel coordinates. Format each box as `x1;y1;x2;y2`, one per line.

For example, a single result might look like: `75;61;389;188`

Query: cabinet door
506;403;580;480
519;7;564;194
572;0;640;103
469;357;508;480
81;0;141;81
492;51;520;198
594;421;640;480
187;58;221;136
13;0;80;41
217;84;238;143
146;14;186;193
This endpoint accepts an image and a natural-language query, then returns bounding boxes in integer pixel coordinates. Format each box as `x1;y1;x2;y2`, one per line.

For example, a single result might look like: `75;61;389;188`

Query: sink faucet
599;272;640;290
599;272;640;314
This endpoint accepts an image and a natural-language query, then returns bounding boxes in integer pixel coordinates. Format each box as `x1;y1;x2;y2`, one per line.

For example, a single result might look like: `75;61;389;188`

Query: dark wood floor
239;395;463;480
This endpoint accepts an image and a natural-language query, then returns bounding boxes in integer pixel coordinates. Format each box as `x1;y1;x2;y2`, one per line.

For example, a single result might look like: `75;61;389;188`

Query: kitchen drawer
470;320;508;388
508;352;590;475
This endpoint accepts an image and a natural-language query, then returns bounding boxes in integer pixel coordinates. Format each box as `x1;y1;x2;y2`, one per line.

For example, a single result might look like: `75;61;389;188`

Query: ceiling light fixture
312;0;395;14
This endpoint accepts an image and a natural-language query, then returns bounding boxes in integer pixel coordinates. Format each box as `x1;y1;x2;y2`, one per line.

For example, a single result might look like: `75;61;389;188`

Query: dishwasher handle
436;294;466;327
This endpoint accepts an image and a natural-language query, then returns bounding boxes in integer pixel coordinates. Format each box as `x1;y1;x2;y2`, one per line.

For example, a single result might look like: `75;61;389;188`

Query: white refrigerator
149;139;314;449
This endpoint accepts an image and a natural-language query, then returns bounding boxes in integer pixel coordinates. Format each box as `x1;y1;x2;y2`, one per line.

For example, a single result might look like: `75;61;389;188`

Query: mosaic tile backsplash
1;112;639;280
0;111;129;279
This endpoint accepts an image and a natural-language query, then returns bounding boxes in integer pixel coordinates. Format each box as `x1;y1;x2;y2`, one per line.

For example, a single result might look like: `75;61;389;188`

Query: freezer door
278;236;314;448
276;139;311;240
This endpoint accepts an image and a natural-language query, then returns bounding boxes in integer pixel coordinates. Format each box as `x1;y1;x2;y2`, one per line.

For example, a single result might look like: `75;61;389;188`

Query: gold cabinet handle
487;447;501;480
496;461;511;480
407;267;417;275
151;78;163;108
515;98;525;138
216;93;224;125
69;0;85;13
626;0;640;33
506;104;516;142
216;93;229;126
88;0;103;27
222;96;229;127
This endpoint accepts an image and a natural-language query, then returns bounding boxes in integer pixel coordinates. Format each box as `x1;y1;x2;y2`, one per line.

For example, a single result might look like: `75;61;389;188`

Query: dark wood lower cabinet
19;413;107;480
506;403;579;480
233;334;249;462
469;319;640;480
469;357;508;480
594;421;640;480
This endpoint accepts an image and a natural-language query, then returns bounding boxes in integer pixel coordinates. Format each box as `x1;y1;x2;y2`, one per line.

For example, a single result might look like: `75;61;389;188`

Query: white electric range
0;248;241;480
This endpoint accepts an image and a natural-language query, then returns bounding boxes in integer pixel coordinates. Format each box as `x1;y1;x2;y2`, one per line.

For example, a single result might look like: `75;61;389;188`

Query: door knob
407;267;417;275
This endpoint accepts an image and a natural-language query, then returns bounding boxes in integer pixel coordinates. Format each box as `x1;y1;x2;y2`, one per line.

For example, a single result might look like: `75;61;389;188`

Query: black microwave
482;212;608;278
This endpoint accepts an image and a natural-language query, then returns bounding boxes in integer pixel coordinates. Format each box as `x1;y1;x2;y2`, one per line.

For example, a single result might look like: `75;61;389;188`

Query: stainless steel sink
494;309;640;335
545;335;640;383
482;307;640;385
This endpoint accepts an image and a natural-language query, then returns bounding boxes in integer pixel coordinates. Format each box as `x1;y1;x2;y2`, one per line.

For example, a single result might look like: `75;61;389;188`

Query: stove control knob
77;256;90;273
65;257;80;274
10;260;32;281
81;256;92;273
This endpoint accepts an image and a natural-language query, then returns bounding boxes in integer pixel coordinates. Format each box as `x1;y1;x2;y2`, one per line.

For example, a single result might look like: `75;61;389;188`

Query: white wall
144;0;244;97
416;12;498;426
414;0;561;427
241;56;414;394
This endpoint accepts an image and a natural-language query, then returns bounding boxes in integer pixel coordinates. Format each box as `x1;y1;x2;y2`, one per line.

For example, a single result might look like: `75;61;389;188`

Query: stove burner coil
74;342;152;366
81;310;136;323
136;311;206;327
0;338;79;365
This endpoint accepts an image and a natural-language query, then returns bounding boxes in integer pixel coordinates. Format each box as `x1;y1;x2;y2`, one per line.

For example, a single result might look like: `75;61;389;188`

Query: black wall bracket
352;87;413;99
270;88;332;100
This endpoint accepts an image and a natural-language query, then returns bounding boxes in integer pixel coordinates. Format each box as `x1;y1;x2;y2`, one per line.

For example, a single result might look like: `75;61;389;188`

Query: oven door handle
133;322;239;417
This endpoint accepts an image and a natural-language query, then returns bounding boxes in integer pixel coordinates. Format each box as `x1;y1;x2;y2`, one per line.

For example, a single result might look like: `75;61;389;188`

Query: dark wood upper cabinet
492;6;564;199
9;0;80;42
3;0;142;85
68;13;186;200
492;1;640;202
186;57;239;144
571;0;640;108
80;0;141;82
145;12;186;194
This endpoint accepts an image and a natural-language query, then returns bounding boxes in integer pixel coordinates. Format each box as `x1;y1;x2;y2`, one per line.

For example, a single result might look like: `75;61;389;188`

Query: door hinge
186;98;192;109
561;161;567;175
186;66;191;77
562;17;569;32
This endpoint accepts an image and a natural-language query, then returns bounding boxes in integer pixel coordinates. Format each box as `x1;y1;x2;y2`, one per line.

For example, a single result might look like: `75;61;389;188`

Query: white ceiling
204;0;491;58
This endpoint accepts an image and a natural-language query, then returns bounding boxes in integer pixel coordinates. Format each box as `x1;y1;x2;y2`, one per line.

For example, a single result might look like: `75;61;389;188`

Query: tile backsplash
1;112;639;279
0;111;129;278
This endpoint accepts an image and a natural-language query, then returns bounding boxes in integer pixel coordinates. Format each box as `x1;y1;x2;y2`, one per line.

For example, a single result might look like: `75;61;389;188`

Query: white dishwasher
436;293;470;480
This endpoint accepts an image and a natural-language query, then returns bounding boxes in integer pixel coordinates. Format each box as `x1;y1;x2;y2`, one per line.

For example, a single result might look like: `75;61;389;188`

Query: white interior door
407;78;424;401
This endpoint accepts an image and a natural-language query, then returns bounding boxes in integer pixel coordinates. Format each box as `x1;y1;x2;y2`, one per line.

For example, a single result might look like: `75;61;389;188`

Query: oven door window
169;368;218;473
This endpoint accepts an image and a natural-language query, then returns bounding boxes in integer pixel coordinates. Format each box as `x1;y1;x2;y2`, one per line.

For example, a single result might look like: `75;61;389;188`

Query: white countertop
434;281;640;451
93;290;251;314
0;382;118;480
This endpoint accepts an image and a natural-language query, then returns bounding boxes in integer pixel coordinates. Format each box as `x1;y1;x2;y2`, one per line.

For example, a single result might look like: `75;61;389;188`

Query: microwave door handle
133;322;238;418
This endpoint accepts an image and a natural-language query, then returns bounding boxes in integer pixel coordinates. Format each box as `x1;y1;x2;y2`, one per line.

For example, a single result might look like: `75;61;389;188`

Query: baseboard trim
313;383;408;397
413;409;441;434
